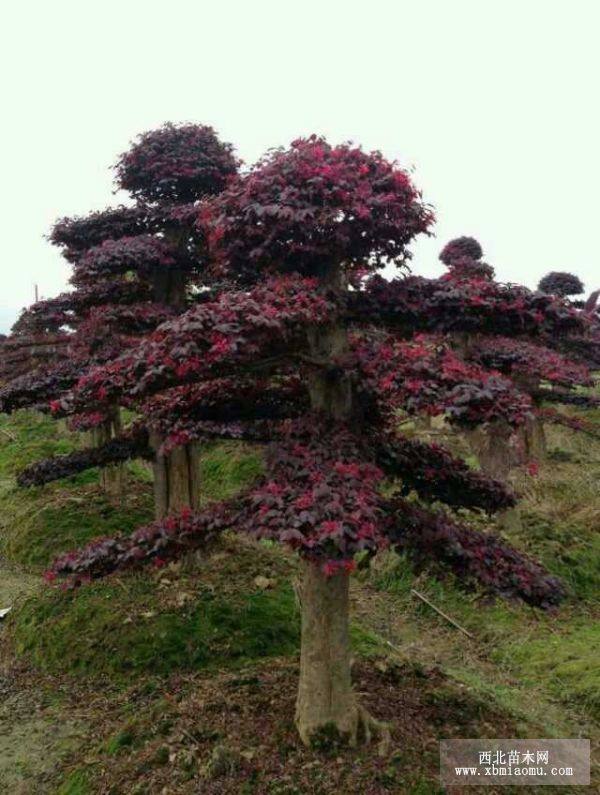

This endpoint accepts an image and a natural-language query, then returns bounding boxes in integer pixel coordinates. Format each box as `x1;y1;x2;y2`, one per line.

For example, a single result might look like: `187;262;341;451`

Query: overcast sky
1;0;598;332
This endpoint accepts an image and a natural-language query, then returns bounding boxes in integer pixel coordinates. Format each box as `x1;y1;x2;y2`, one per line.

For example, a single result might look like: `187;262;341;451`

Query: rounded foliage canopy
439;236;483;266
538;271;584;297
203;135;434;282
114;123;239;203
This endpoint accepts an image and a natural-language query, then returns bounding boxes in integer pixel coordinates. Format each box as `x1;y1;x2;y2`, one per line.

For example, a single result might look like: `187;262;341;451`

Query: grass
198;440;264;503
0;410;154;568
57;769;92;795
496;621;600;719
0;411;80;477
10;565;300;679
366;416;600;732
0;415;263;571
1;411;285;682
1;407;599;790
1;487;154;569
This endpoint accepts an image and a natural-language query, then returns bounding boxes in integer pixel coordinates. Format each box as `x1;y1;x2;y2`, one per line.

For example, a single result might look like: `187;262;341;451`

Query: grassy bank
0;409;597;792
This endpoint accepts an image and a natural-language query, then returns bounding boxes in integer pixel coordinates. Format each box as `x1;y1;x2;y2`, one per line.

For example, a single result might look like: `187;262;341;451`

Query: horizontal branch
17;428;151;487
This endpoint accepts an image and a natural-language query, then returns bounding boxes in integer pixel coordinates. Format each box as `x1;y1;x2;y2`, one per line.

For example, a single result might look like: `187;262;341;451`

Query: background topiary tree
3;123;239;513
45;136;570;749
432;238;596;470
538;271;585;298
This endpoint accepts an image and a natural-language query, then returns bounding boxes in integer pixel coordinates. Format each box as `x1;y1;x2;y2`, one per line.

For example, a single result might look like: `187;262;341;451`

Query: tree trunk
93;405;125;501
512;376;546;464
466;421;512;481
294;303;389;751
150;432;201;519
151;266;187;309
305;323;353;419
295;560;359;745
466;421;521;531
149;239;200;519
522;415;547;461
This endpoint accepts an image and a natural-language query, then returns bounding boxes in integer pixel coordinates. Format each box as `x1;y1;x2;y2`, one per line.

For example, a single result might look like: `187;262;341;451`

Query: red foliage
48;502;237;587
376;433;516;513
538;271;584;297
536;407;600;438
46;419;560;607
66;276;337;409
439;236;483;265
438;237;495;279
18;128;575;611
202;135;434;283
71;235;178;286
389;498;565;608
17;425;151;487
533;388;600;409
141;377;307;450
243;424;388;565
115;123;238;203
354;273;584;338
354;334;532;429
472;337;593;389
0;360;80;414
50;206;154;262
0;333;71;385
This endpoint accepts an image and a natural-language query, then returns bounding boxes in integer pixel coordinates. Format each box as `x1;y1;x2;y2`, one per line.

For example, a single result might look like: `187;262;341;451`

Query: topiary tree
4;123;239;513
46;136;569;749
438;235;494;282
0;284;173;497
470;335;596;459
430;238;595;471
538;271;585;298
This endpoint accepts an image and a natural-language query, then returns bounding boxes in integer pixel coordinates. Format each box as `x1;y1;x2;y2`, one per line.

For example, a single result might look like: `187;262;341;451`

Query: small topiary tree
431;238;596;471
45;136;570;749
538;271;585;298
3;123;239;513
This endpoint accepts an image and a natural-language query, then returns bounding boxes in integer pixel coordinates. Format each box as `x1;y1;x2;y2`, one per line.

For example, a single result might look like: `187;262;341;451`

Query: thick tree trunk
522;415;547;461
466;421;521;531
512;376;546;464
294;301;389;751
306;323;353;419
149;242;200;519
150;432;201;519
92;405;125;501
151;266;187;309
466;420;513;481
295;560;359;745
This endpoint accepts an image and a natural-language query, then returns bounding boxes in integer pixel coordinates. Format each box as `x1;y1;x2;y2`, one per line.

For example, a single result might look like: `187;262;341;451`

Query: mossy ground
0;408;598;792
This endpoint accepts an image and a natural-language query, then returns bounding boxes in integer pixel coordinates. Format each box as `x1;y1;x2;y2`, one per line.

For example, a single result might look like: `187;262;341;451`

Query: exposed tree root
357;703;391;756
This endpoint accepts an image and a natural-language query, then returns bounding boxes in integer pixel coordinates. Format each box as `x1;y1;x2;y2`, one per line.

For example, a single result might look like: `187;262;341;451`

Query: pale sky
1;0;598;332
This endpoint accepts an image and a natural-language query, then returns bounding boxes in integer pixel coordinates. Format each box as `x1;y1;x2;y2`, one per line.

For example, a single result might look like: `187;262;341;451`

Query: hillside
0;409;598;794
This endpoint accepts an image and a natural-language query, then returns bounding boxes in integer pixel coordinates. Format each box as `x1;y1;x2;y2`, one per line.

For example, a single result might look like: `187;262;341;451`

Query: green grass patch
0;485;154;569
11;575;299;679
0;414;264;572
57;768;93;795
0;411;81;478
494;620;600;720
9;544;300;679
518;511;600;601
199;440;264;503
367;416;600;731
1;412;293;684
105;728;136;755
0;410;155;568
